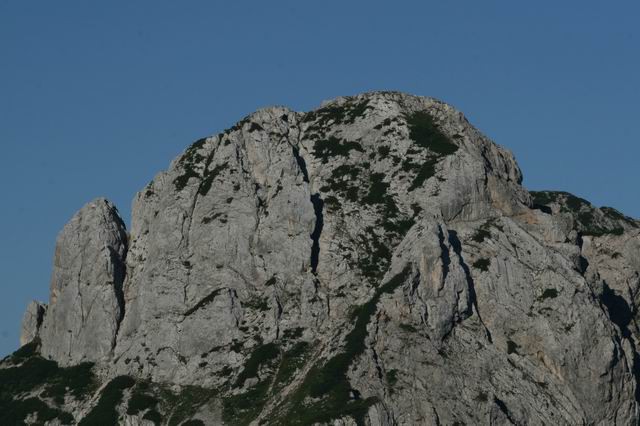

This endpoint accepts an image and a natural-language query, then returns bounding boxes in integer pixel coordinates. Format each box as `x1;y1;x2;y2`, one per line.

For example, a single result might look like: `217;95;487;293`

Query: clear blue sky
1;1;638;357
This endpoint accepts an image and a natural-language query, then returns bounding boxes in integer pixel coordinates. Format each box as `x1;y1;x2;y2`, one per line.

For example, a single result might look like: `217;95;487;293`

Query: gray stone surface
38;197;128;365
17;92;640;425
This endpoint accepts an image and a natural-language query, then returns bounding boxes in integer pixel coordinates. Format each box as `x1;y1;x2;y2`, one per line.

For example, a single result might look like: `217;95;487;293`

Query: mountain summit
5;92;640;425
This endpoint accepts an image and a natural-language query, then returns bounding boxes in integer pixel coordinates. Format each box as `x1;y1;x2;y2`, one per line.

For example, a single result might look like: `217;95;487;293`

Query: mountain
4;91;640;425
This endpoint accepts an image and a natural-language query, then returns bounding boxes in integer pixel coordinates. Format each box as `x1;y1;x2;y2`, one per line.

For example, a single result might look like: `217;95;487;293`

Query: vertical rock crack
290;135;323;275
310;193;324;274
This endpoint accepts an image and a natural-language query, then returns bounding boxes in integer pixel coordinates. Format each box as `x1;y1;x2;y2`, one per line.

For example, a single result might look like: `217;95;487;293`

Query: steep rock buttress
23;198;128;366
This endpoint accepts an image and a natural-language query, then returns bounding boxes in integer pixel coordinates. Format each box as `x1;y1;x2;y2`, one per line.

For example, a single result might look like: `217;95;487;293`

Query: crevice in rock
289;122;325;275
437;225;451;281
292;146;310;183
35;304;46;330
630;341;640;403
274;294;283;339
249;182;267;276
448;230;493;343
532;203;552;215
494;397;517;425
229;288;243;328
371;347;384;381
326;290;331;318
182;139;219;299
371;314;384;381
110;243;128;349
183;288;225;317
431;407;441;426
577;256;589;275
190;141;218;230
600;281;633;339
310;194;324;274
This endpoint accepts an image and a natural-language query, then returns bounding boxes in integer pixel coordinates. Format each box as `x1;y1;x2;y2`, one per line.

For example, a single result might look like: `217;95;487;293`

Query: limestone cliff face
27;198;128;365
11;92;640;425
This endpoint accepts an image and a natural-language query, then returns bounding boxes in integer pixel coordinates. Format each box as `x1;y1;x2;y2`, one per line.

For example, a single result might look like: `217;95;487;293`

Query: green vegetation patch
313;137;364;163
471;228;491;243
304;100;373;128
79;376;136;426
530;190;560;207
221;117;250;136
531;191;633;236
174;138;208;191
9;339;39;361
383;216;415;237
564;193;590;211
374;117;396;130
475;392;489;402
221;334;312;425
282;327;304;341
472;258;491;272
386;369;399;390
199;163;228;196
182;420;205;426
126;383;163;424
320;164;362;202
127;384;159;416
41;361;95;405
601;207;639;228
355;179;414;280
573;207;625;236
273;342;311;392
243;296;270;311
362;173;392;206
143;409;163;424
399;323;418;333
222;340;292;425
173;137;228;195
356;227;392;281
1;348;225;426
362;172;414;242
0;342;94;425
234;343;280;388
222;380;271;426
318;162;415;281
400;111;458;191
405;111;458;155
470;220;502;243
164;386;218;426
269;266;412;425
405;158;438;192
324;195;342;212
0;397;73;425
377;145;391;157
540;288;558;300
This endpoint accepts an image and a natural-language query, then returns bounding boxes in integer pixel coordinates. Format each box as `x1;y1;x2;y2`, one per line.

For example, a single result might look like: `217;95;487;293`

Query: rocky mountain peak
5;92;640;425
24;197;128;366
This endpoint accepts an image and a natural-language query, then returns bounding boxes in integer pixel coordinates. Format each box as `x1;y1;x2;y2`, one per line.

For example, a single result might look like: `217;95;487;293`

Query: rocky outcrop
37;198;128;365
9;92;640;425
19;301;46;346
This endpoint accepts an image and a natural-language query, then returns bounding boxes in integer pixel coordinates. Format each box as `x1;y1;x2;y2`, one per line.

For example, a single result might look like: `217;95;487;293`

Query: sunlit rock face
12;92;640;425
36;198;128;366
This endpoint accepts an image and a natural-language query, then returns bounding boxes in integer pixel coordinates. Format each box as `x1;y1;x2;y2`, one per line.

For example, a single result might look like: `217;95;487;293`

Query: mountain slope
5;91;640;425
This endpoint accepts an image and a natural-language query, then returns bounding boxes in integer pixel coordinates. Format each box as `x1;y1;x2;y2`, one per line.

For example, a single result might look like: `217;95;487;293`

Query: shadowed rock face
20;301;46;346
12;92;640;425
